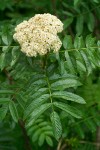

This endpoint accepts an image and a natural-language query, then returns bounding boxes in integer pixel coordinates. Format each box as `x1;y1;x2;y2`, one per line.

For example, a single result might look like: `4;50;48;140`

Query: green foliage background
0;0;100;150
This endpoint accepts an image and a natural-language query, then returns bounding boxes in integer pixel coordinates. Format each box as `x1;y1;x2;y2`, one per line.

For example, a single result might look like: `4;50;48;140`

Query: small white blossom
13;13;63;57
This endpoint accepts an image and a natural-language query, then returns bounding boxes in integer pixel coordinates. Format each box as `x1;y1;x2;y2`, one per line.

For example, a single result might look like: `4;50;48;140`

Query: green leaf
2;46;9;53
75;124;85;138
0;90;14;94
76;60;86;72
51;78;82;90
65;51;76;74
85;118;96;132
87;13;95;32
97;40;100;55
46;136;53;147
31;88;48;99
16;94;25;110
29;103;51;121
0;53;6;71
49;74;61;81
62;10;74;17
74;36;84;49
11;46;20;66
44;131;54;136
49;73;77;81
0;105;8;120
55;52;60;62
86;34;96;47
9;101;19;122
0;98;10;104
39;126;52;132
76;15;84;35
80;50;92;75
38;122;50;128
85;48;97;67
63;18;73;29
63;35;73;49
26;103;52;128
2;29;12;45
30;74;46;83
59;60;66;75
2;34;9;45
93;0;99;3
50;111;62;141
54;102;82;118
47;64;56;74
52;91;86;104
28;125;39;136
32;79;47;86
74;0;81;5
24;94;50;119
32;128;41;142
38;133;45;146
94;117;100;126
27;57;33;67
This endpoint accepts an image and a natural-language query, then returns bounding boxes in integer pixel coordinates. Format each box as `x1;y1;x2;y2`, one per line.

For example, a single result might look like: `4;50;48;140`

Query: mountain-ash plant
0;3;100;149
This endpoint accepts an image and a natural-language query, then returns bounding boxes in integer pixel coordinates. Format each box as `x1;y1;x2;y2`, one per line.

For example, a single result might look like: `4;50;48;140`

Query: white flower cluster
13;13;63;57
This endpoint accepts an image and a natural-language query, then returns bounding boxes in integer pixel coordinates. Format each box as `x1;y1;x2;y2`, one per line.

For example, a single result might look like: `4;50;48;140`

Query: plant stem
42;54;54;112
19;120;32;150
96;127;100;150
4;69;32;150
4;69;13;84
57;138;63;150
